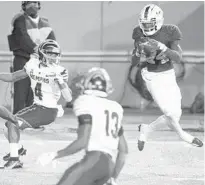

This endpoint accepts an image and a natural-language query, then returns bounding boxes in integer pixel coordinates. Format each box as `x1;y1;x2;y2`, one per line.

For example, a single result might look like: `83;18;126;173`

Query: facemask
25;6;38;18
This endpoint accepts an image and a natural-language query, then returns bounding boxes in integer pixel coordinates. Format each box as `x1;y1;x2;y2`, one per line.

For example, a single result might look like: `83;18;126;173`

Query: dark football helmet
38;39;61;67
21;1;41;11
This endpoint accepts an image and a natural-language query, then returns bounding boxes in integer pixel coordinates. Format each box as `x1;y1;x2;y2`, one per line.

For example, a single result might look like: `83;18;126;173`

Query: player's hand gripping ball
138;38;159;58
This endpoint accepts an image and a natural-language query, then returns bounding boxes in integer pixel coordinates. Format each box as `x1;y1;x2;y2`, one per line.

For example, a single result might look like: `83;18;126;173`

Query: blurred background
0;1;204;113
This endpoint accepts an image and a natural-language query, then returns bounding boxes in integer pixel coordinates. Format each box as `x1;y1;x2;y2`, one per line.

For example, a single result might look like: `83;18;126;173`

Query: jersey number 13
105;110;120;138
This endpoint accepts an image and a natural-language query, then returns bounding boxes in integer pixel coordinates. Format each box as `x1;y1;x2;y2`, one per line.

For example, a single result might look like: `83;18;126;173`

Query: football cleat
4;157;23;169
191;138;203;147
138;140;145;151
3;147;27;161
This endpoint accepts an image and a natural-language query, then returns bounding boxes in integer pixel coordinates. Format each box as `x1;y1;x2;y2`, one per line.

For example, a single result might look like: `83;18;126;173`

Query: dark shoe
138;140;145;151
138;124;148;151
4;157;23;169
192;138;203;147
3;147;27;161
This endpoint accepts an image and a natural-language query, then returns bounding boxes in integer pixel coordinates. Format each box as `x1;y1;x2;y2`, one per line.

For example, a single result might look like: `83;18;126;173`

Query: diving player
0;39;72;168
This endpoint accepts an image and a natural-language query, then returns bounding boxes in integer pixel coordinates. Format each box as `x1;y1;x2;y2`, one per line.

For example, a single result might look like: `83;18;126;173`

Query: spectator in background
8;1;56;114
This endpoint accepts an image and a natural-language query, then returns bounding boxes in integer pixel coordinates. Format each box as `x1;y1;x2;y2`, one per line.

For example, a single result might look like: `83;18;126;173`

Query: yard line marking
173;177;204;181
0;140;192;145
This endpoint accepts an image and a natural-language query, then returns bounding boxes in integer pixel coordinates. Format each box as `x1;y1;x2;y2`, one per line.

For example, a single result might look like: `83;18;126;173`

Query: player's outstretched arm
58;83;72;102
112;130;128;181
54;114;92;159
0;69;28;82
37;110;92;166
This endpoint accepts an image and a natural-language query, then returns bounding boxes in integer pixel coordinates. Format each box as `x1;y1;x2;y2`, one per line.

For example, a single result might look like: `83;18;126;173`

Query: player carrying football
131;4;203;151
37;67;128;185
0;39;72;169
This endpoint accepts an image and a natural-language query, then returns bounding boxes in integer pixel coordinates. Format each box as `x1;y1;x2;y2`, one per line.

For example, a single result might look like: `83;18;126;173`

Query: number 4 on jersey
35;82;43;100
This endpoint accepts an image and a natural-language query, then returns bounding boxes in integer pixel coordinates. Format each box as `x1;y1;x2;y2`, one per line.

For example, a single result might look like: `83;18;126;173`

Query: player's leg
3;127;26;161
3;120;23;169
3;104;57;168
138;115;169;151
2;105;36;162
56;151;114;185
13;56;28;114
147;71;203;147
138;69;203;150
0;105;26;161
138;69;170;150
2;105;35;168
25;78;33;107
0;106;18;123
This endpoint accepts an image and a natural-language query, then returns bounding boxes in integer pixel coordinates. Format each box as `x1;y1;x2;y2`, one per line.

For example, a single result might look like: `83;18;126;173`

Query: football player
0;39;72;168
37;67;128;185
131;4;203;151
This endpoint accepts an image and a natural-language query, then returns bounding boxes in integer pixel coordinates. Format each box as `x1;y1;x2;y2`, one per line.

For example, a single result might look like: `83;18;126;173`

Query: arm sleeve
60;68;69;83
13;16;37;53
78;114;92;126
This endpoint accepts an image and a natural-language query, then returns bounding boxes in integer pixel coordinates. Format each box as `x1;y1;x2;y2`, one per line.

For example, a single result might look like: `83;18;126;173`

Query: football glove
37;152;57;167
57;104;64;117
55;70;69;84
105;178;118;185
139;38;167;57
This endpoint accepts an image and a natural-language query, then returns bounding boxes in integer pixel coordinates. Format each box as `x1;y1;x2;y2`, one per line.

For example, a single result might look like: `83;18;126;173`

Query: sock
0;106;17;123
10;143;19;158
4;128;23;150
19;144;23;150
169;118;194;144
148;115;168;132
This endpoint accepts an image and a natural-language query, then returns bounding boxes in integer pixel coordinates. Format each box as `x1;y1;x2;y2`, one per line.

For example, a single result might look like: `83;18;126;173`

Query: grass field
0;112;204;185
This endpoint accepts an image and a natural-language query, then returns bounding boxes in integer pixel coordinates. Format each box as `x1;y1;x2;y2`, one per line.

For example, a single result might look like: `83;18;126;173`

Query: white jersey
73;94;124;159
24;58;68;108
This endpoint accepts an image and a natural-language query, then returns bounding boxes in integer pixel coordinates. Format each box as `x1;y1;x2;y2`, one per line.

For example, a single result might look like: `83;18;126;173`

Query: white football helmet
139;4;164;36
81;67;114;97
38;39;61;67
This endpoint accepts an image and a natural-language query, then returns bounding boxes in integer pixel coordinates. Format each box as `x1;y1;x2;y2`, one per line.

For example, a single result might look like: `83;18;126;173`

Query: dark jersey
132;24;182;72
8;13;56;59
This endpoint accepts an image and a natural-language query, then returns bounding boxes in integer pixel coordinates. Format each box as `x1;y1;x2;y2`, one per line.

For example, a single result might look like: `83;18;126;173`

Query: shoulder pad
115;101;124;115
24;58;38;72
163;24;182;41
40;17;49;22
28;58;39;66
11;12;24;26
132;26;144;40
73;95;91;116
